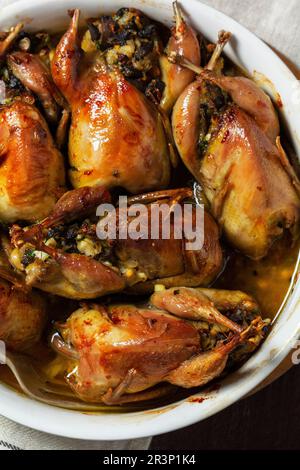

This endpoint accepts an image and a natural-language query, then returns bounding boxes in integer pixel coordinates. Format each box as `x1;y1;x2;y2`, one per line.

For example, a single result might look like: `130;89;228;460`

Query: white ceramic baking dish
0;0;299;440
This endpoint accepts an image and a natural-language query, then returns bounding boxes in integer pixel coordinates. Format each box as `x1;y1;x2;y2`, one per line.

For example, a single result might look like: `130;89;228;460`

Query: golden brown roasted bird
51;286;267;404
51;9;170;194
172;32;300;259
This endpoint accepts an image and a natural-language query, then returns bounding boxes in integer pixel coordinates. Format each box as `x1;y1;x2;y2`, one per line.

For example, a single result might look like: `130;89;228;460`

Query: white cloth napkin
201;0;300;69
0;414;151;450
0;0;298;450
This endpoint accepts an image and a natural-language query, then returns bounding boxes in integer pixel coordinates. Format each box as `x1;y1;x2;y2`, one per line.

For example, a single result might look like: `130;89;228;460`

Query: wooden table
151;363;300;450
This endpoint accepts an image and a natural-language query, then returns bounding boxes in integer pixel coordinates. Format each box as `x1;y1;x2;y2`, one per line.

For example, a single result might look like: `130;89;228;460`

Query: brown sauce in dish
216;237;300;319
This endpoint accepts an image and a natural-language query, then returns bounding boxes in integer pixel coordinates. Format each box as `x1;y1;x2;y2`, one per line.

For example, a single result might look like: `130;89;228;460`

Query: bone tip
173;1;182;17
172;0;180;15
68;8;80;22
219;30;232;45
14;22;24;33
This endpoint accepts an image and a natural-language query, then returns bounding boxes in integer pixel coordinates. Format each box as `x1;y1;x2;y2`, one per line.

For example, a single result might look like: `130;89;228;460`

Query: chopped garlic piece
118;40;135;58
34;251;49;262
103;261;112;267
10;248;24;271
45;237;57;248
77;237;102;257
154;284;166;292
49;49;55;63
81;30;97;53
124;268;134;278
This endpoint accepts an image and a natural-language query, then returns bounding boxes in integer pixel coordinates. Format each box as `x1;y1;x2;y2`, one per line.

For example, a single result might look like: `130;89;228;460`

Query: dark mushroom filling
86;7;165;97
197;82;230;157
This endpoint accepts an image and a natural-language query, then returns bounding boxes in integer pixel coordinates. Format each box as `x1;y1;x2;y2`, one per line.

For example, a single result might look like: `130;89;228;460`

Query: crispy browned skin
51;9;170;194
201;71;280;143
201;106;300;259
52;286;264;403
8;188;223;299
166;334;239;388
8;51;64;123
56;304;200;402
34;248;126;300
37;186;111;228
159;1;200;113
0;278;46;351
173;76;300;258
151;287;243;332
122;208;223;294
0;101;65;223
6;187;125;300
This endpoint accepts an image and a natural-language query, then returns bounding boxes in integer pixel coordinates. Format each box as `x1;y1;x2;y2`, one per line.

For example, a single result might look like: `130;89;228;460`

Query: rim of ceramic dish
0;0;299;440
